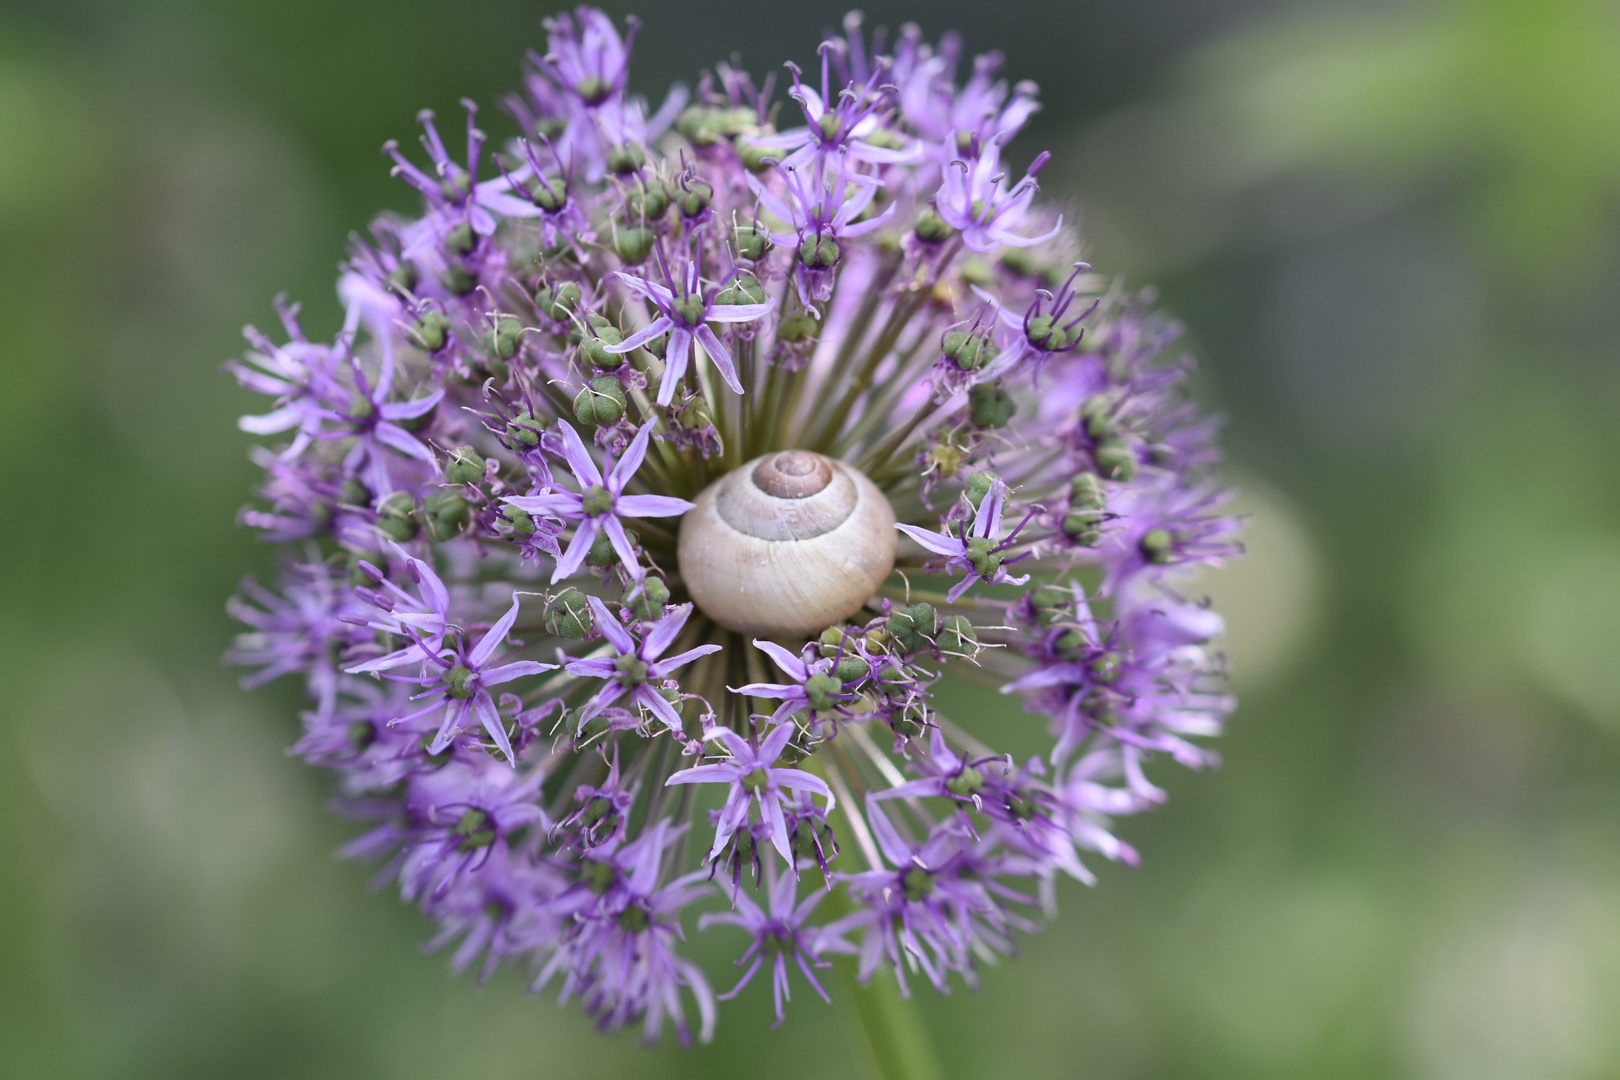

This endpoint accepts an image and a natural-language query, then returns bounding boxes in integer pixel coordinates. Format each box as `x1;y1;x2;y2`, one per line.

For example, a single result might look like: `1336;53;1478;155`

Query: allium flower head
229;8;1240;1045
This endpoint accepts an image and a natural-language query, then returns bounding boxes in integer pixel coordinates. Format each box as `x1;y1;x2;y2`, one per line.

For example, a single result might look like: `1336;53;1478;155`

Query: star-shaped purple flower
894;478;1033;602
698;869;833;1026
732;638;854;725
502;419;691;582
604;252;775;406
937;134;1061;253
566;597;720;733
352;592;556;763
664;722;835;866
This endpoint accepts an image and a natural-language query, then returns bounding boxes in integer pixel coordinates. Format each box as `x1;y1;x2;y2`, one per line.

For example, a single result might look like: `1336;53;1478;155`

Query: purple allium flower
503;420;691;581
604;252;775;405
565;596;719;733
895;477;1035;601
698;868;833;1026
665;721;835;866
229;7;1240;1043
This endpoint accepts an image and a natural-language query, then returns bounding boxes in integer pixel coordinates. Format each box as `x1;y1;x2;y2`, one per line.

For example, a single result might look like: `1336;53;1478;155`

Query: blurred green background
3;0;1620;1076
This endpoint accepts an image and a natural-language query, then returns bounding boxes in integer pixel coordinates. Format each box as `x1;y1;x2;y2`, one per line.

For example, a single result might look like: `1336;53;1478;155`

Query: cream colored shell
678;450;896;637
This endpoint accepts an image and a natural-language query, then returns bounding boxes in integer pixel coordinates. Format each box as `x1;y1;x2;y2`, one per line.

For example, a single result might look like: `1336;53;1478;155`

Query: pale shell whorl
679;451;896;637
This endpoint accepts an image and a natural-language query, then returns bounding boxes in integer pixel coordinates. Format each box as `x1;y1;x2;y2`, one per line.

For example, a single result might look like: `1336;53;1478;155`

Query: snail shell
678;450;897;637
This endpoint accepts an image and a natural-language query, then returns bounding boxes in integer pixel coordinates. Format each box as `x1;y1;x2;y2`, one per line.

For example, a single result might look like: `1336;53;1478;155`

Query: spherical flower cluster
228;8;1239;1044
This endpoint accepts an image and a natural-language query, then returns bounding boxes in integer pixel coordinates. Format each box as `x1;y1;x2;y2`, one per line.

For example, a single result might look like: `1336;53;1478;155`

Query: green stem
838;963;946;1080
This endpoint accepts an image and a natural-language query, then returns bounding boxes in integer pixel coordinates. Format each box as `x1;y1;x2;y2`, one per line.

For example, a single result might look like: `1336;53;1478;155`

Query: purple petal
554;420;603;487
550;519;597;583
600;516;643;577
705;300;775;323
586;595;636;654
773;770;833;807
612;271;676;308
694;325;742;395
666;763;742;786
472;691;515;762
752;639;809;682
378;388;444;420
504;492;584;518
895;523;966;557
470;594;523;667
374;422;438;465
481;659;556;685
759;720;796;763
634;684;684;731
657;329;692;407
642;602;693;660
615;494;694;518
607;421;655;491
603;315;674;354
648;642;720;677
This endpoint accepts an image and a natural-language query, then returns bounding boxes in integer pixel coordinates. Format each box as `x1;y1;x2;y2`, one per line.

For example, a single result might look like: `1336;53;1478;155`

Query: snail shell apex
679;450;897;637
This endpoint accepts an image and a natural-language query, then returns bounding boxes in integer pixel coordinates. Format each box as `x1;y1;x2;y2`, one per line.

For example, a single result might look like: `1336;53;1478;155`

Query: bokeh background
3;0;1620;1076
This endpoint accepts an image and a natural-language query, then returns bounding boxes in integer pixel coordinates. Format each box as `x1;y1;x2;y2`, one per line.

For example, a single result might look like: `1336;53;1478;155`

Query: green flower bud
945;763;984;798
816;112;842;141
482;316;524;361
572;376;626;427
454;808;496;853
407;310;451;352
833;656;869;683
580;483;615;516
587;528;635;567
613;654;648;687
1094;439;1136;482
676;396;712;431
736;141;778;172
444;222;475;257
942;330;997;372
537;280;581;322
741;767;769;793
605;142;645;174
1062;512;1102;546
444;446;485;485
798;235;841;269
1025;314;1068;351
901;865;935;900
575;74;610;104
527;174;568;212
936;614;978;658
580;326;625;369
998;246;1039;278
715;272;766;307
375;492;418;542
386;262;419;294
804;672;844;711
733;225;771;260
505;410;545;447
818;626;852;656
1028;583;1072;627
439;264;476;296
914;208;952;242
965;536;1002;578
777;311;819;344
444;663;475;700
1140;528;1175;564
1053;628;1088;660
673;179;712;217
580;859;616;893
627;182;668;220
500;504;536;537
544;589;592;639
963;470;996;509
616;903;650;933
440;167;471;201
887;602;936;654
622;576;669;623
968;384;1015;428
423;490;470;541
670;295;706;325
612;224;655;264
1089;651;1122;683
1080;397;1115;440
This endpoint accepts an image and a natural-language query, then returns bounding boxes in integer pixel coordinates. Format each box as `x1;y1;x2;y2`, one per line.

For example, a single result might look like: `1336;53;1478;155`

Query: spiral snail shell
678;450;897;637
